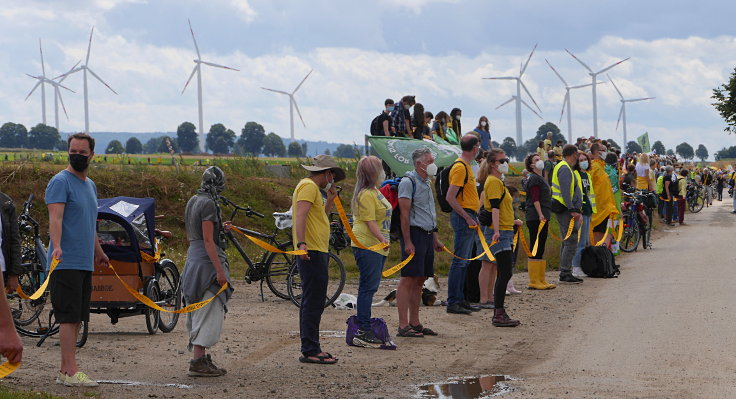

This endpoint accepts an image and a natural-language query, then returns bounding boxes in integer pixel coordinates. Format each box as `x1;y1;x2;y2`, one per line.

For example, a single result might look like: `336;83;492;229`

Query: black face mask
69;153;89;172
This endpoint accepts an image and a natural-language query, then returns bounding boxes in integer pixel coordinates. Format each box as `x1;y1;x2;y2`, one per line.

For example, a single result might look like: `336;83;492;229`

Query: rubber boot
507;279;522;294
492;308;520;327
538;259;556;290
527;259;549;290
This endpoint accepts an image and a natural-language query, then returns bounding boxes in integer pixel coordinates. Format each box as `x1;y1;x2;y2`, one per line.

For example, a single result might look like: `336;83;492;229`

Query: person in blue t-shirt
45;133;109;387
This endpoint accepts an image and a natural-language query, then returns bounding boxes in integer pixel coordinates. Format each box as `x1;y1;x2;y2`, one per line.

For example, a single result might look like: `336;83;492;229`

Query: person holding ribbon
397;147;443;337
45;133;108;387
551;144;583;284
589;143;618;247
350;156;391;347
524;153;555;290
181;166;233;377
293;155;345;364
571;152;596;278
477;149;522;327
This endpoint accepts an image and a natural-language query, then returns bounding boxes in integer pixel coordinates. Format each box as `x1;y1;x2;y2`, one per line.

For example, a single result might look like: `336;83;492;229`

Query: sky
1;0;736;158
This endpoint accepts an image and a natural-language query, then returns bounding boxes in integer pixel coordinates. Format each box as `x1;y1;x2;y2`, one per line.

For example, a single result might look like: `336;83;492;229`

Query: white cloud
228;0;256;22
378;0;459;14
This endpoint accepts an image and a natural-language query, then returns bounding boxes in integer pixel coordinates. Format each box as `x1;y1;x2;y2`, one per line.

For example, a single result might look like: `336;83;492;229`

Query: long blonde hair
477;148;505;184
352;155;383;217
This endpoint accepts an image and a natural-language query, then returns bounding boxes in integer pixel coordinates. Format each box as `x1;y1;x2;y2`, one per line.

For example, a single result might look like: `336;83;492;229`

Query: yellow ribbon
563;218;576;241
108;264;228;314
381;253;415;277
0;361;20;378
231;227;306;256
614;216;624;242
517;220;546;257
139;239;162;263
332;197;389;252
15;258;58;300
472;225;497;262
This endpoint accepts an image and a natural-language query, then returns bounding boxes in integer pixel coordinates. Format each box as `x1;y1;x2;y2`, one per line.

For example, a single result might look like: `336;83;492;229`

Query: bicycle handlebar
220;196;264;219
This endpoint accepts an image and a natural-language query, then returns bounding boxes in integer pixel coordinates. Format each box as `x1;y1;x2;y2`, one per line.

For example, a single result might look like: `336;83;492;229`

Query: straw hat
300;154;346;182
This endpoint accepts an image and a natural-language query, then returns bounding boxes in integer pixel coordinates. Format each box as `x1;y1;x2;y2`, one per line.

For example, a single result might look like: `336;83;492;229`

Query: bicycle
686;183;705;213
8;194;87;347
220;195;296;301
620;190;653;252
286;188;348;308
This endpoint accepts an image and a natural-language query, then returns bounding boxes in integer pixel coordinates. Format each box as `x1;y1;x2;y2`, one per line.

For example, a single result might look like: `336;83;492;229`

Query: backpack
345;315;397;350
580;246;620;278
436;160;468;213
370;114;383;136
380;177;416;236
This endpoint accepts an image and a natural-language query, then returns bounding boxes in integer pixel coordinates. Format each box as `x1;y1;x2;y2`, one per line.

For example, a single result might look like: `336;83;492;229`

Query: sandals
299;352;338;364
411;324;438;336
397;325;424;338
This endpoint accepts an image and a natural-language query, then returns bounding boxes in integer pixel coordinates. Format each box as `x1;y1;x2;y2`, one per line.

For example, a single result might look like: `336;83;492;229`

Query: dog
371;275;441;307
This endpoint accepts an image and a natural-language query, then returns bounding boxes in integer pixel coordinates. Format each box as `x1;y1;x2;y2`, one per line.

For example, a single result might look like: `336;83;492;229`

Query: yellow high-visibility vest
574;170;597;214
551;160;576;207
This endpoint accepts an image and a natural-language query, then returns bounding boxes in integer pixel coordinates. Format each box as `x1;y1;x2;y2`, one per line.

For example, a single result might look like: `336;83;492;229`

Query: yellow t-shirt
554;145;563;161
544;139;552;151
536;147;546;160
449;158;479;211
483;175;513;231
292;178;329;253
352;189;392;256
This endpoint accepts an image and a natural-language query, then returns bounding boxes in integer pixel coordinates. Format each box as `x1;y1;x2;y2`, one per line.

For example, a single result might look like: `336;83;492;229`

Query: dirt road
4;200;734;398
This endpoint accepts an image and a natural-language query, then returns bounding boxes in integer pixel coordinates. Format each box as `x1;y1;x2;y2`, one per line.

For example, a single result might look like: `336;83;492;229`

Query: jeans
572;215;591;268
665;198;674;224
676;198;685;223
447;210;478;305
297;251;329;357
352;247;386;332
555;210;579;277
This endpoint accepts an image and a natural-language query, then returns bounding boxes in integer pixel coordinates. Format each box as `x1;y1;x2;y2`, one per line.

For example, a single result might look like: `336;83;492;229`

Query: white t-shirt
635;162;649;177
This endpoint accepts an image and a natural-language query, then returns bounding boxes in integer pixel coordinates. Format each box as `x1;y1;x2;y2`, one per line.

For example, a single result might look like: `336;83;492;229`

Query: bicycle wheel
689;194;704;213
144;279;160;335
10;268;46;326
265;243;296;300
620;213;640;253
287;252;346;308
157;260;181;333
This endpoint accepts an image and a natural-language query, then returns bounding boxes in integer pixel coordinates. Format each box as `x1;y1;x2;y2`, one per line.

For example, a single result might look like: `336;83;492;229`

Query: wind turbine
182;19;240;152
545;59;603;143
608;75;655;147
483;44;542;145
260;69;313;140
24;39;50;125
54;27;118;134
46;62;81;131
565;49;629;138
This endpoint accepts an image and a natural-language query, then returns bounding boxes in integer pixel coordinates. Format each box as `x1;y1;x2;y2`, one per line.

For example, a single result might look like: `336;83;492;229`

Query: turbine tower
260;69;313;140
182;19;240;152
483;44;542;145
55;27;118;134
545;59;602;143
24;39;49;125
608;75;655;147
565;49;629;138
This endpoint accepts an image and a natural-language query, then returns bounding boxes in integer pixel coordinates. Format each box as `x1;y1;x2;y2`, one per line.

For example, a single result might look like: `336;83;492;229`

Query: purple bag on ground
345;315;397;350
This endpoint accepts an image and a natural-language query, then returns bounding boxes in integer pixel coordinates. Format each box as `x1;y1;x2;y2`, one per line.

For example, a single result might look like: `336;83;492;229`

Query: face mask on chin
69;153;89;172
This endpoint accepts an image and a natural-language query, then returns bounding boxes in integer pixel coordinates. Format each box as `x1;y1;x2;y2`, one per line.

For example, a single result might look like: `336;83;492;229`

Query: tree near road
334;144;360;158
695;144;709;162
237;121;266;156
176;122;199;153
262;133;286;157
676;142;694;160
522;122;565;156
666;149;674;156
652;140;666;155
125;137;143;154
626;141;642;155
711;66;736;134
288;141;304;157
206;123;236;154
27;124;60;150
606;138;621;151
500;137;518;161
0;122;28;148
157;136;178;153
105;140;124;154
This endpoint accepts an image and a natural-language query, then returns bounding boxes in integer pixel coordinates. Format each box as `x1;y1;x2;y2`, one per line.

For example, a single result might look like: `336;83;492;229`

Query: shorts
479;226;514;260
49;270;92;323
593;217;609;233
399;227;435;277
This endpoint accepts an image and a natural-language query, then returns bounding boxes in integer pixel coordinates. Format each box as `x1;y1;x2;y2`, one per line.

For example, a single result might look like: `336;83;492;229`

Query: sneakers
352;330;383;348
572;267;586;278
188;354;227;377
56;371;99;387
559;274;583;284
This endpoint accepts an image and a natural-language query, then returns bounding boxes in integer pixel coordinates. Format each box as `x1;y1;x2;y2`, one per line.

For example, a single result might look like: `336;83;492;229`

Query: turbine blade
25;73;37;79
545;59;568;86
595;57;631;75
626;97;655;102
182;65;198;94
616;105;624;131
483;76;516;80
188;19;201;59
559;92;569;124
200;60;239;71
520;80;542;113
25;80;42;101
261;87;290;95
520;44;537;77
520;98;543;119
39;39;46;77
86;26;94;65
292;69;313;94
54;81;76;93
495;97;515;110
565;49;593;73
86;67;118;94
57;89;69;119
292;96;306;127
54;63;83;81
570;82;594;89
607;74;624;99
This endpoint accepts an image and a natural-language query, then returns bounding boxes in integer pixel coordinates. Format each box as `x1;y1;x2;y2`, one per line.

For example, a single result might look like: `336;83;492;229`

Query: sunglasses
496;158;509;164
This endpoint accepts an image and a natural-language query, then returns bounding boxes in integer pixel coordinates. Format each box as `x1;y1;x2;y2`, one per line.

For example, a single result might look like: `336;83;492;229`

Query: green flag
366;136;467;176
636;132;650;153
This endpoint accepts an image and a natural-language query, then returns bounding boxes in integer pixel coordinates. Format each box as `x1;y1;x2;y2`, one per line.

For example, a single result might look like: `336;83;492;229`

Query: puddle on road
416;375;515;398
97;380;193;389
